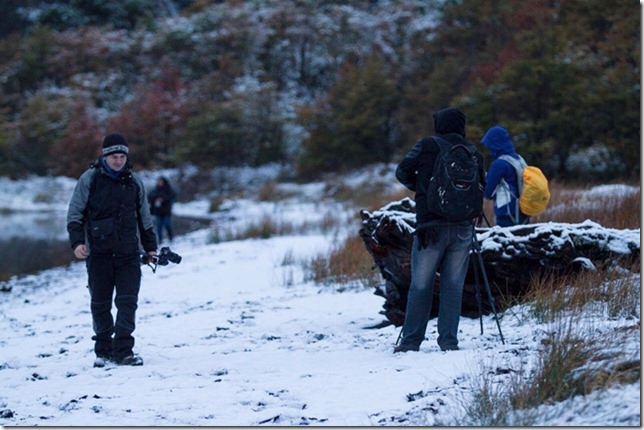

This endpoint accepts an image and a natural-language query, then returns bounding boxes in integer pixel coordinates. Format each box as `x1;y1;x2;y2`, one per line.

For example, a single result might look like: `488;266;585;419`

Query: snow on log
359;197;640;327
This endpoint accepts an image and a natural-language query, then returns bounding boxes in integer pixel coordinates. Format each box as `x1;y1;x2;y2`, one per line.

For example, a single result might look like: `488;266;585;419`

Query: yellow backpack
499;155;550;217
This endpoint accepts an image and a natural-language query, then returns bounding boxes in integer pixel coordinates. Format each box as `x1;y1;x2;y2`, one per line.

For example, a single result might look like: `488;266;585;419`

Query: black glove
416;226;438;250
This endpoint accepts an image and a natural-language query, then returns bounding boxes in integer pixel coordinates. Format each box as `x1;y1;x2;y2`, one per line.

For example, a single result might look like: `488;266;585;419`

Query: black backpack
425;136;483;222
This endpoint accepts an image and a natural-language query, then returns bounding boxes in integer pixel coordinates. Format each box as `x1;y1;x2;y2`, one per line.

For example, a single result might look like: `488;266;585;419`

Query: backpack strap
498;154;527;223
422;136;453;195
433;135;477;157
432;135;451;153
498;154;527;194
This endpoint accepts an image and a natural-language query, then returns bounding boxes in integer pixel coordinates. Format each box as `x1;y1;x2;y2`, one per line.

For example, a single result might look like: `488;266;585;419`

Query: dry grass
527;263;640;323
210;216;306;242
462;320;596;426
461;179;640;424
208;195;227;213
208;209;350;243
303;235;381;290
508;318;639;411
532;180;640;229
323;180;414;213
463;320;640;426
461;360;537;426
354;187;414;213
462;263;640;425
257;181;298;202
517;320;595;405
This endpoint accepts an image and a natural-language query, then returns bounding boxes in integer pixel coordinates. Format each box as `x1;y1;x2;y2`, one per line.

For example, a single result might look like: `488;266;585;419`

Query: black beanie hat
102;133;129;156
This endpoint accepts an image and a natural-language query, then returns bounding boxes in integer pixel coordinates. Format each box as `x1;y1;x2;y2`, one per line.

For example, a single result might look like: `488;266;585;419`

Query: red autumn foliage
48;100;103;178
107;64;188;169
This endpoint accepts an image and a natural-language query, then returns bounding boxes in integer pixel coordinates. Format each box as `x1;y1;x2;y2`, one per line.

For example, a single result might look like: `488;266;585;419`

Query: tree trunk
359;198;640;327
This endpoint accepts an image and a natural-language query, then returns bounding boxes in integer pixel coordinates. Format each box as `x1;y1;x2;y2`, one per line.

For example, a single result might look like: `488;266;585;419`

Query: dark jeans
398;224;472;350
156;215;174;244
87;254;141;360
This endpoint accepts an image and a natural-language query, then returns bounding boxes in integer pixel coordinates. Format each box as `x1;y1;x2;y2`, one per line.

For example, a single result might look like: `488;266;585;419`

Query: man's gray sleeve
133;173;155;231
133;172;158;252
66;169;93;250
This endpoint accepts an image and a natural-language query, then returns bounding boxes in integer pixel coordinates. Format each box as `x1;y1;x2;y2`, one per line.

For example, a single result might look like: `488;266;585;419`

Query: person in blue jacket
481;125;529;227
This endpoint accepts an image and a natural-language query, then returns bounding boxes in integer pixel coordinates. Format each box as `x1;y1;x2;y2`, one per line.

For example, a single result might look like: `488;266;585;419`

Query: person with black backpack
67;133;157;367
394;107;486;353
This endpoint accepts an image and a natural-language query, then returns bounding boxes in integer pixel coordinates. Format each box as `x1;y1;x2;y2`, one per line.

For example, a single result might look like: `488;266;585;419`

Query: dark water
0;215;210;282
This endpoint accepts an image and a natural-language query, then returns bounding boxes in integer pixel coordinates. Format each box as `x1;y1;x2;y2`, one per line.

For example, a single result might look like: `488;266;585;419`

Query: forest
0;0;640;181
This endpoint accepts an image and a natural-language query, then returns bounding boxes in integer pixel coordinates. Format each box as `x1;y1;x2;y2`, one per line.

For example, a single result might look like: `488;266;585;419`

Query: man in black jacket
394;108;486;353
67;133;157;367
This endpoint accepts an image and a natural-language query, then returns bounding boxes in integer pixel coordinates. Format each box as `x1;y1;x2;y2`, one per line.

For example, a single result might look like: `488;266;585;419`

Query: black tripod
470;223;505;344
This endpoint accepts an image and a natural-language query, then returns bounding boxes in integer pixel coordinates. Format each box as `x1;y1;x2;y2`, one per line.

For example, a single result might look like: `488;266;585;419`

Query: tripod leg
475;250;505;344
395;326;403;345
470;250;484;335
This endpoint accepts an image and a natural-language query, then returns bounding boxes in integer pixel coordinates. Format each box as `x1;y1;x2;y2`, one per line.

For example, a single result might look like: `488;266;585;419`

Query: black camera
157;246;182;265
141;246;182;271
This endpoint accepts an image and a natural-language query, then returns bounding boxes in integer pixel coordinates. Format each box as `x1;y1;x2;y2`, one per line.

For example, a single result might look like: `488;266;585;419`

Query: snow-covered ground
0;168;640;426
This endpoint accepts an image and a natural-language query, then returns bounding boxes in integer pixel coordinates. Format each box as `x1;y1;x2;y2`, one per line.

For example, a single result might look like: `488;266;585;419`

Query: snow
0;172;640;426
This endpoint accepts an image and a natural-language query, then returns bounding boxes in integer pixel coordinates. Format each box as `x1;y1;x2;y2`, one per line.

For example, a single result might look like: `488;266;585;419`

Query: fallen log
359;197;640;326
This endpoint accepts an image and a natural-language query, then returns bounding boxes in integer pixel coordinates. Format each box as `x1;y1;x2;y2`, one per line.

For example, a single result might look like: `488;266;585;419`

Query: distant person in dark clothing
481;125;529;227
67;133;157;367
148;176;177;244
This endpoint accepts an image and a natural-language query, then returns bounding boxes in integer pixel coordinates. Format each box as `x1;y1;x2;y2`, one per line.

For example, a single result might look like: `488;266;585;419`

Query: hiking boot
114;354;144;366
93;356;110;368
393;344;420;354
92;335;114;361
440;345;460;352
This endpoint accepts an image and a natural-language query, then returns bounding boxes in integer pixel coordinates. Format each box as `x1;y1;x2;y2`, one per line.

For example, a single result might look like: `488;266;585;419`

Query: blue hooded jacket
481;126;522;218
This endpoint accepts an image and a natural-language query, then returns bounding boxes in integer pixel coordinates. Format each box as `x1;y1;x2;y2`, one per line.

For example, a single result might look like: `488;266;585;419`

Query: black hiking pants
87;254;141;360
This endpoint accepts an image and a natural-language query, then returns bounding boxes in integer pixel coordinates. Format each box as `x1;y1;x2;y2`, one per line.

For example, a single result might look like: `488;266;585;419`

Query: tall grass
323;179;413;213
527;263;640;323
518;319;595;404
303;235;382;290
533;181;640;229
461;359;538;426
208;210;349;243
461;262;640;425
